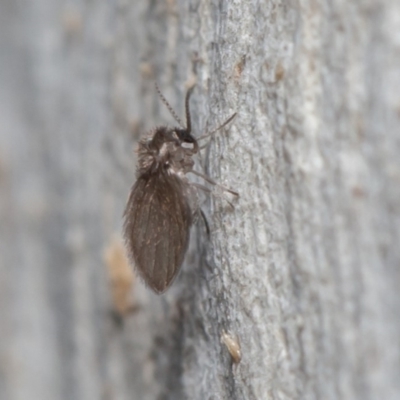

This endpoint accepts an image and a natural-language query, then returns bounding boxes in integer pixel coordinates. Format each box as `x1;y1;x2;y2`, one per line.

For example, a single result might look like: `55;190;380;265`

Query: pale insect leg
190;170;239;197
191;182;235;210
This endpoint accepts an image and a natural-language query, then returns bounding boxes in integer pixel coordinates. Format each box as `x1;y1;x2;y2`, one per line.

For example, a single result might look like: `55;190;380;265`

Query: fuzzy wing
123;173;192;293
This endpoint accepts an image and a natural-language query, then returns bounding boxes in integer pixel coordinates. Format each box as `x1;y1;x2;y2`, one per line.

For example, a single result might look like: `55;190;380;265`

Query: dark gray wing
123;172;192;293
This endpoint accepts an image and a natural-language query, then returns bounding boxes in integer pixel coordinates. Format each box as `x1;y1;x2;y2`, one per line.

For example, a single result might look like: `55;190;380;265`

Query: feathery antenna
155;83;184;128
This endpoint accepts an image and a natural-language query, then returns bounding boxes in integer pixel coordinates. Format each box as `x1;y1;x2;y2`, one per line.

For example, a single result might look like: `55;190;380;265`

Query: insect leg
190;170;239;197
200;209;210;237
192;182;235;209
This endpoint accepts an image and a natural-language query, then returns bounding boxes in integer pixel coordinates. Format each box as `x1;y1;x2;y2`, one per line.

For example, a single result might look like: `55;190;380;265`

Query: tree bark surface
0;1;399;400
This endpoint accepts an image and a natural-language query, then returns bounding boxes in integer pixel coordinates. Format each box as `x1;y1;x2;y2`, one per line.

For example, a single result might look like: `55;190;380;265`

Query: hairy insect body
123;86;236;293
137;127;200;217
137;127;197;176
124;123;201;292
137;126;200;221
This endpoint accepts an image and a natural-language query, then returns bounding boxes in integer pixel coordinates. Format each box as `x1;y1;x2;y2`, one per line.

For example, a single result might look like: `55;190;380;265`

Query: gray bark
0;1;399;400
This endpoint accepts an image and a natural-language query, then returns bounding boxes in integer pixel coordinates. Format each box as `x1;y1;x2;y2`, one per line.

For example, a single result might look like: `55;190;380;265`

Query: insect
221;330;242;364
123;84;237;293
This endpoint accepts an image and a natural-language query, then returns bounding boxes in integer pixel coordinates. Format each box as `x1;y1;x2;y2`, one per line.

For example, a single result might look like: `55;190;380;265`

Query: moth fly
123;83;237;293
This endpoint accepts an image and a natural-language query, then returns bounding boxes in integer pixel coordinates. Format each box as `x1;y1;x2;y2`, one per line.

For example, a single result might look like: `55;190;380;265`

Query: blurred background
0;2;166;399
1;1;400;400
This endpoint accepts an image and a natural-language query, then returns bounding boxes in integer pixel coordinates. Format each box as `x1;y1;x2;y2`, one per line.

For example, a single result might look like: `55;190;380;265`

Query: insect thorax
137;126;197;176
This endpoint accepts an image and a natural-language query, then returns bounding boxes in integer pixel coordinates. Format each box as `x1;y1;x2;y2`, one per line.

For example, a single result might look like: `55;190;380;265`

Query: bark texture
0;1;399;399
